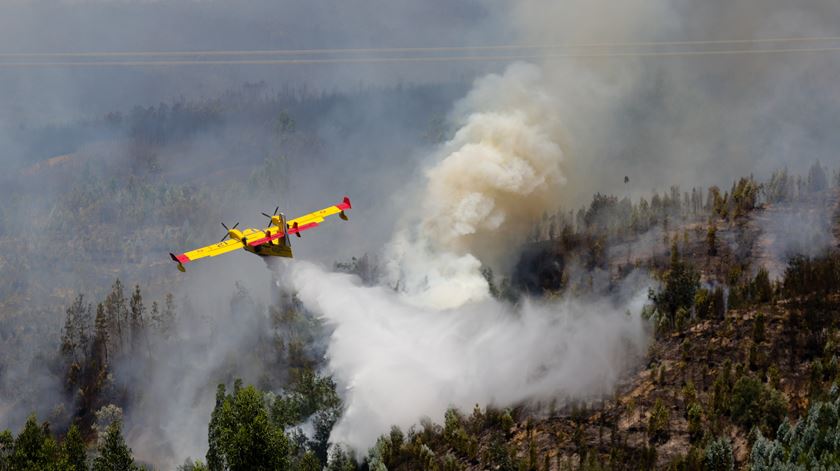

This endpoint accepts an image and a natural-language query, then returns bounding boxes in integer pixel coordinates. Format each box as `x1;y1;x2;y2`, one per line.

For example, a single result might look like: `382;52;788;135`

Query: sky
2;0;838;193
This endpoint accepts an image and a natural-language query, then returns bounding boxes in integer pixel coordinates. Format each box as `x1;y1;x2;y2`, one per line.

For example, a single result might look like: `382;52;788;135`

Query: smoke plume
422;64;566;264
385;63;566;309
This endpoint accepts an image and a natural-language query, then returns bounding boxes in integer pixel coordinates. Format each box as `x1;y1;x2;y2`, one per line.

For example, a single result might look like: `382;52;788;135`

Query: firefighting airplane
169;196;351;272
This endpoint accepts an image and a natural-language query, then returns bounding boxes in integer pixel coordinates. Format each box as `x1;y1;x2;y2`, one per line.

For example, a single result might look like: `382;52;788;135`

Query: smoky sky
3;0;838;190
514;0;840;201
0;0;510;124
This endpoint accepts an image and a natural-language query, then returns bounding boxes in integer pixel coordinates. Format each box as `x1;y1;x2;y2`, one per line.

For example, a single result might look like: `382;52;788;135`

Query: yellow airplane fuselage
229;228;294;258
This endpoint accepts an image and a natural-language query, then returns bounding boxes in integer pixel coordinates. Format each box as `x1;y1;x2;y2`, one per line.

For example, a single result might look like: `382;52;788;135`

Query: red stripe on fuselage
248;221;318;246
248;231;285;247
175;254;190;263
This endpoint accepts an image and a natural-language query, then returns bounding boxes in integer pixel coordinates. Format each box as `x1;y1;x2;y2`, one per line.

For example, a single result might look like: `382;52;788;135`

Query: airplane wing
286;196;352;235
170;238;244;271
248;196;352;246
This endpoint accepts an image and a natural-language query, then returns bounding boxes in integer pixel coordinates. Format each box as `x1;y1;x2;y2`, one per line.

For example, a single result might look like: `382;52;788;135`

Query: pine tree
206;385;226;471
93;303;109;365
151;293;176;340
62;295;93;365
104;279;127;355
128;285;147;355
11;415;58;470
63;424;88;471
706;221;717;257
92;421;136;471
807;160;828;193
206;383;290;471
149;301;160;334
705;437;734;471
62;295;92;392
0;429;13;469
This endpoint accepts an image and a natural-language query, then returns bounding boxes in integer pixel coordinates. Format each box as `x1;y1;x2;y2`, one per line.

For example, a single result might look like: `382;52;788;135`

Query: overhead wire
1;35;840;58
1;36;839;68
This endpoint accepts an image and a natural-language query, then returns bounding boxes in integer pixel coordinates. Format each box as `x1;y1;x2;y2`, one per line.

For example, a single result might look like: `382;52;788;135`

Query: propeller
261;206;280;223
220;221;239;241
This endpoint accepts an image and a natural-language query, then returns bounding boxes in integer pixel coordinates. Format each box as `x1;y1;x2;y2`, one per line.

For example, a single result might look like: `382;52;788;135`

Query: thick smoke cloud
422;64;565;264
386;64;566;309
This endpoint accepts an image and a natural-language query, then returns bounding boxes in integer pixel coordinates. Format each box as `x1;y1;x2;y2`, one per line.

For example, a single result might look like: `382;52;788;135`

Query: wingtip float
170;196;352;272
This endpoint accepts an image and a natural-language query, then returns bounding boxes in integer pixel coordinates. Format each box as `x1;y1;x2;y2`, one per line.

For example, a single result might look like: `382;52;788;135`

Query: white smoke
284;63;652;453
290;261;650;452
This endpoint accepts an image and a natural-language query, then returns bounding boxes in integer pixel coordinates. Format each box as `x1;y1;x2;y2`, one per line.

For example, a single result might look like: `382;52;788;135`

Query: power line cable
1;45;840;68
1;35;840;59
